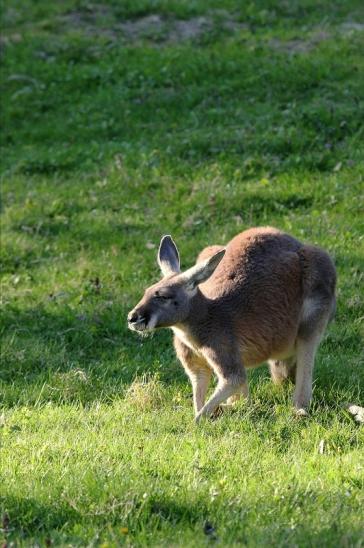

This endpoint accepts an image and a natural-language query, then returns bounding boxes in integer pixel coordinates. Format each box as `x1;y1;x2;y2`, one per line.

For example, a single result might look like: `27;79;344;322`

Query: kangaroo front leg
195;376;247;423
173;335;212;415
195;346;248;423
225;387;248;406
188;368;212;415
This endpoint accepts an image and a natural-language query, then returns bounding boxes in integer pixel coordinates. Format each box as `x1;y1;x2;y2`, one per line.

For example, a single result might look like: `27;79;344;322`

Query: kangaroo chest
172;326;201;354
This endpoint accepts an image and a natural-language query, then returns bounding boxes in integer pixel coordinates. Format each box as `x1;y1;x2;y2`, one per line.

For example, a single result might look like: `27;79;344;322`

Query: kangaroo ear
183;249;225;290
158;235;180;276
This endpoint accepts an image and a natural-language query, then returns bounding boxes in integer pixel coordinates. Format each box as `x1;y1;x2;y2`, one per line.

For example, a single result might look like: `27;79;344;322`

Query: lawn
1;0;364;546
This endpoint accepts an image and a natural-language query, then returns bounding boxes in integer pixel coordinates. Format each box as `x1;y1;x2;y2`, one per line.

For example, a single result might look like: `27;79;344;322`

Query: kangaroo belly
236;309;300;367
241;340;296;368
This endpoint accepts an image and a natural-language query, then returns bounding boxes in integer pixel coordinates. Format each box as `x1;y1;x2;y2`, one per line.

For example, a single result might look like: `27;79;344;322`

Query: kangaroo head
128;235;225;332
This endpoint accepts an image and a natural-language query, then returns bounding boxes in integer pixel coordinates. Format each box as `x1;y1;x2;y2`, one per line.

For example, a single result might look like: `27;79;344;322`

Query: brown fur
128;227;336;421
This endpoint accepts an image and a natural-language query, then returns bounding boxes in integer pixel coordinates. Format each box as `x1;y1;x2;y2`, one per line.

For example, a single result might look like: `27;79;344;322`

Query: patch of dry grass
124;375;165;410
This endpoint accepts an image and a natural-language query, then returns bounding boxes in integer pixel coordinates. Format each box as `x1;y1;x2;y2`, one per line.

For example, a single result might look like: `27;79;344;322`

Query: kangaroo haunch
128;227;336;423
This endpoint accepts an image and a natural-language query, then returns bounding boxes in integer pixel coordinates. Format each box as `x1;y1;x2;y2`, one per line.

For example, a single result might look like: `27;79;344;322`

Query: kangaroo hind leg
269;357;296;385
294;302;333;414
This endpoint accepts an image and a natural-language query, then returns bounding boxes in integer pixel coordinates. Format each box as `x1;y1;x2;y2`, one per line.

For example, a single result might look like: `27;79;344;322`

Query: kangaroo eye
154;293;170;301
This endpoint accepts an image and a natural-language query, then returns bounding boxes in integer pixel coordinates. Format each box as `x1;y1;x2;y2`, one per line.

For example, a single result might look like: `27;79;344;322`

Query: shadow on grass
1;218;148;276
1;495;80;541
0;301;186;407
1;493;207;542
2;487;363;545
1;186;317;277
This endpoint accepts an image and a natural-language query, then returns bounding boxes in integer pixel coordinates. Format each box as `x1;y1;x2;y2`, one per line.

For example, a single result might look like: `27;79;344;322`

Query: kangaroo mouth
128;318;148;332
128;314;158;333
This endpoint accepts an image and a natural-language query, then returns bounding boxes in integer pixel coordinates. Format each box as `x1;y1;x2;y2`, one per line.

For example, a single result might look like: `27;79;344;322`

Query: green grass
1;0;364;545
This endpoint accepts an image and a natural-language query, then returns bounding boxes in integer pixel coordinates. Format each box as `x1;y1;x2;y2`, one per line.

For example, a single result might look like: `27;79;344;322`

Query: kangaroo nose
128;311;139;323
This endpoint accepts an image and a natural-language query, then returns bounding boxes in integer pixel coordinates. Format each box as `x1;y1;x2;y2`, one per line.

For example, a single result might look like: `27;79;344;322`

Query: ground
1;0;364;546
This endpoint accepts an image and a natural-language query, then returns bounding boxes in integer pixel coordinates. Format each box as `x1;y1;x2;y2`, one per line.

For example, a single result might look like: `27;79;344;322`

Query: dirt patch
340;22;364;33
269;31;330;54
60;8;247;44
269;21;364;54
119;14;212;42
61;3;113;26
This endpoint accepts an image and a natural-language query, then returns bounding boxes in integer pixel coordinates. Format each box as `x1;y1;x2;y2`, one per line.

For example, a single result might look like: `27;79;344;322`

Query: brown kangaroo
128;227;336;422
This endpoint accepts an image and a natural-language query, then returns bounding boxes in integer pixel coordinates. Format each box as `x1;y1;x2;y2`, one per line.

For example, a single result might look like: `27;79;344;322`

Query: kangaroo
128;227;336;422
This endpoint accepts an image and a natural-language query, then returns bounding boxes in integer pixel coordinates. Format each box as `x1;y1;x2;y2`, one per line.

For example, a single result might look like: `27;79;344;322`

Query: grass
1;0;364;545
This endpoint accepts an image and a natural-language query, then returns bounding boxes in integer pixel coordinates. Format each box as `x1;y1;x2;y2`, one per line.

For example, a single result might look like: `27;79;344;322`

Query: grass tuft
125;374;166;411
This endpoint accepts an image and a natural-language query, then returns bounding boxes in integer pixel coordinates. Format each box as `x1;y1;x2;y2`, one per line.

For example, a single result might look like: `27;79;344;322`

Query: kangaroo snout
127;310;141;324
127;308;149;331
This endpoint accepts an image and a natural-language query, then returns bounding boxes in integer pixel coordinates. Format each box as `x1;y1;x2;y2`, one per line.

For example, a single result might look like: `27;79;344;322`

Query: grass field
1;0;364;546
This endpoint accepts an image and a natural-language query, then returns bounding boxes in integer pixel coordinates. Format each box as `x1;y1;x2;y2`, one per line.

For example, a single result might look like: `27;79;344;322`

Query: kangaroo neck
184;288;209;327
172;290;210;352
